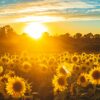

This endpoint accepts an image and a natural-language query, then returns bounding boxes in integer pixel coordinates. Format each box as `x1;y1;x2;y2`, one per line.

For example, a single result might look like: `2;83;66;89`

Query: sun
24;23;47;39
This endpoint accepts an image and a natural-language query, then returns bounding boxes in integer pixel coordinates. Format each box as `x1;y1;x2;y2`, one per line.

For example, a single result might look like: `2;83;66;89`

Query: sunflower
71;55;79;63
88;58;94;64
21;61;32;73
97;57;100;63
52;75;67;93
0;74;9;83
7;59;14;69
80;64;89;73
85;61;91;69
77;73;89;87
39;64;48;72
81;52;86;57
81;57;86;63
48;57;56;66
72;64;80;74
89;67;100;85
7;70;15;77
6;76;26;98
0;55;9;65
92;62;98;68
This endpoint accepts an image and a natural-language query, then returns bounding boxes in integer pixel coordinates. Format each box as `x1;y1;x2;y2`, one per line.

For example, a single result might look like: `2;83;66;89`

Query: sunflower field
0;52;100;100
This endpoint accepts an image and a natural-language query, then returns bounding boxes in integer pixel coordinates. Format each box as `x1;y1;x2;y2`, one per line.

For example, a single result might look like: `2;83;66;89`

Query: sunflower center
73;57;77;62
80;76;86;83
92;70;100;80
13;81;23;92
90;59;93;62
75;66;80;71
58;77;66;86
86;62;90;66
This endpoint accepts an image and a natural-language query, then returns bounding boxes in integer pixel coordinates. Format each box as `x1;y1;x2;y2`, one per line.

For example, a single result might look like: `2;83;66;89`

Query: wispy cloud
0;0;100;24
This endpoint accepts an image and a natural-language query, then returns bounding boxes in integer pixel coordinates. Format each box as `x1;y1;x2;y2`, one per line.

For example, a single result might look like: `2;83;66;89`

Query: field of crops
0;52;99;100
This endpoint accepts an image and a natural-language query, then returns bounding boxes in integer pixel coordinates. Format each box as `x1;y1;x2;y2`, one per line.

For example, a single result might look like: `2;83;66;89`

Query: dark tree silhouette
74;33;82;39
65;33;70;37
83;32;93;39
94;34;100;39
0;25;17;39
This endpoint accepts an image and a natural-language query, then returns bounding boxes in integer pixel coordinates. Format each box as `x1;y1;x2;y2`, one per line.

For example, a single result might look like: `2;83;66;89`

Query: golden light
24;23;47;39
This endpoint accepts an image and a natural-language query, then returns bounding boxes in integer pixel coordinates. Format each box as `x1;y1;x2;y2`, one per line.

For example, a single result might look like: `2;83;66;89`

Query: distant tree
5;25;16;37
0;25;17;39
83;32;93;39
74;33;82;39
64;33;71;38
94;34;100;39
42;32;49;38
0;27;7;38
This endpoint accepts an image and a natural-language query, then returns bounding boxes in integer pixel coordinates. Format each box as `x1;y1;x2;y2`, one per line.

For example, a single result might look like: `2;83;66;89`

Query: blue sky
0;0;100;34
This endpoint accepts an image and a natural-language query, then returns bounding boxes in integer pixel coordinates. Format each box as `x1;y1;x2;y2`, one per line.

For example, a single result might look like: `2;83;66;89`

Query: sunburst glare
24;22;48;39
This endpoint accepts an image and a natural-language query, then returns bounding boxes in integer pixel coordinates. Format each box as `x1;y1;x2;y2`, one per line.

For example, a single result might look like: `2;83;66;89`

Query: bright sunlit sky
0;0;100;35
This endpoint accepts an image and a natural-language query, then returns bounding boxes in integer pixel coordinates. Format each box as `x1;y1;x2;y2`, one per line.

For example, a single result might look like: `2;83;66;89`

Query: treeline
56;33;100;53
60;32;100;39
0;25;100;53
38;32;100;53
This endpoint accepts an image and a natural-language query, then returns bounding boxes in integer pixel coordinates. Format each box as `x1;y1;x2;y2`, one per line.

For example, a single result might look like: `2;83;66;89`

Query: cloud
87;8;100;12
0;0;100;24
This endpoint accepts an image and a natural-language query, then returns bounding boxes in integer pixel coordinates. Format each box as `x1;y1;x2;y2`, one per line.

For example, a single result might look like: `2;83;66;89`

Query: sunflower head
39;64;48;72
93;63;98;68
89;67;100;85
98;58;100;63
52;75;67;94
77;73;89;87
85;61;90;66
82;52;86;57
82;59;86;63
0;74;9;83
21;61;32;73
81;64;88;73
7;60;14;68
6;76;26;98
48;57;56;65
7;70;15;77
73;64;80;73
71;55;79;63
1;56;9;64
89;58;94;63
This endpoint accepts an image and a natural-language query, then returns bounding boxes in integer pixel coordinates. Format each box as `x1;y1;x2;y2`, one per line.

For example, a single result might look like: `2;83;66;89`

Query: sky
0;0;100;35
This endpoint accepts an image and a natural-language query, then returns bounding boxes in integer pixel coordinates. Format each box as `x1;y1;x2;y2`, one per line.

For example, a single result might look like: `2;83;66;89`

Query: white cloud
87;9;100;13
